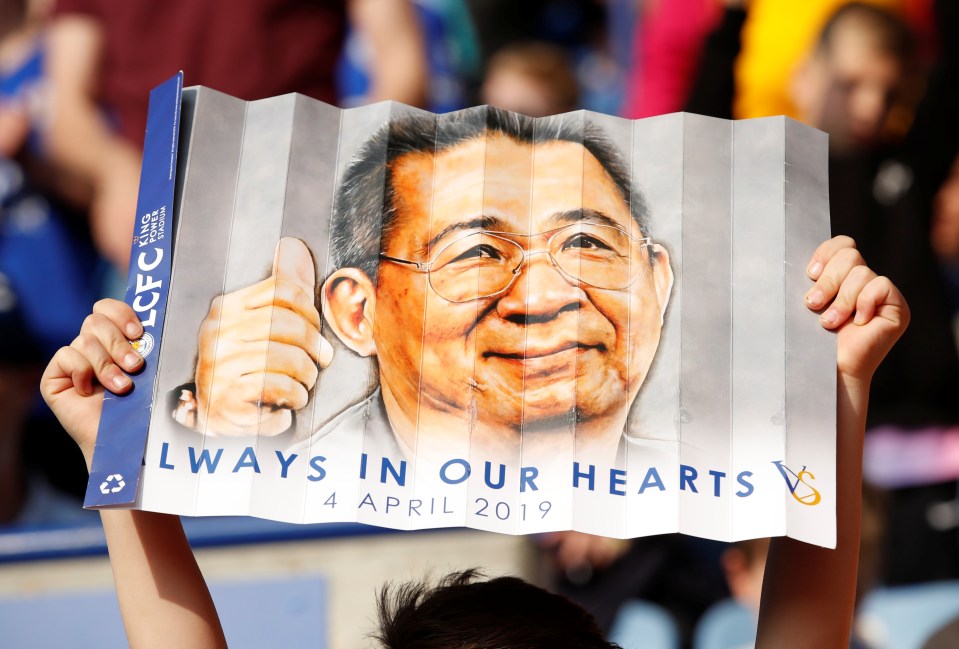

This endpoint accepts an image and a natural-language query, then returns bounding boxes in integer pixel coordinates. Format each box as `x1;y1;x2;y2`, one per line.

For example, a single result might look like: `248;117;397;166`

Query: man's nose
494;252;586;324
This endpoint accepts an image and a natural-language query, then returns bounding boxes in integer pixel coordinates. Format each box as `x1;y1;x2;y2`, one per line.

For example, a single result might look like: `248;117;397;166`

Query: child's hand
40;300;145;467
804;236;910;383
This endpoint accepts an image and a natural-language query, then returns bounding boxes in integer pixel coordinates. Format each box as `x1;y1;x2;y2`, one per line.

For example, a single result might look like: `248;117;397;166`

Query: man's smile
479;341;609;380
482;341;606;360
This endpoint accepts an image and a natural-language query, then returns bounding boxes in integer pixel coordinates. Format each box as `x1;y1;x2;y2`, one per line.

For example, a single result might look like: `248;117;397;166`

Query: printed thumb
272;237;316;294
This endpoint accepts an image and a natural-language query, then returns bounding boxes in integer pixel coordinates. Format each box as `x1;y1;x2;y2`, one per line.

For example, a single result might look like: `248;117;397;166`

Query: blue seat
857;581;959;649
0;574;328;649
693;599;756;649
609;599;681;649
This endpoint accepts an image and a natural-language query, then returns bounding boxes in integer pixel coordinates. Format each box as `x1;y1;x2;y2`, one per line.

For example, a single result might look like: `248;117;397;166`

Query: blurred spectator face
792;6;911;154
721;538;770;614
480;42;579;117
482;66;560;118
932;158;959;262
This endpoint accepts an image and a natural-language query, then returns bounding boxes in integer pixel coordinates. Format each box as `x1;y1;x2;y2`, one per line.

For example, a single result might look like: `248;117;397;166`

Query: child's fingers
70;327;135;394
71;332;133;393
805;245;867;310
80;312;145;373
854;275;910;327
42;346;97;398
806;235;857;280
92;298;144;340
818;264;877;329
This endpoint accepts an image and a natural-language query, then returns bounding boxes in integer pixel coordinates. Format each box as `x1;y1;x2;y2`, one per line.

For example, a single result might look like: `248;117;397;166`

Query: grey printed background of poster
90;84;837;547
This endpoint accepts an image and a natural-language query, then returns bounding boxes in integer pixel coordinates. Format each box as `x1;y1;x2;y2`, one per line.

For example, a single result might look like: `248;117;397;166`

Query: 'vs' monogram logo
771;461;822;506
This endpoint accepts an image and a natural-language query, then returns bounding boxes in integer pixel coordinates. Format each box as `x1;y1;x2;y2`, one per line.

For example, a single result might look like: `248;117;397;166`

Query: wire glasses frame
379;222;652;303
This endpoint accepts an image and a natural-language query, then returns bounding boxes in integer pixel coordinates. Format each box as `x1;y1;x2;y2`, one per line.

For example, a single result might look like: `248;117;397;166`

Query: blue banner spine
84;72;183;507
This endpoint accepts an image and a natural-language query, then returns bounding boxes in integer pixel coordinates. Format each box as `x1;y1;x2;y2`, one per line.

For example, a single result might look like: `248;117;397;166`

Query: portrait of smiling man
171;107;673;466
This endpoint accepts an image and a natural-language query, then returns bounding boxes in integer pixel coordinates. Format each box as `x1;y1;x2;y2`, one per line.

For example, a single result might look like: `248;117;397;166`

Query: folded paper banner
86;73;836;546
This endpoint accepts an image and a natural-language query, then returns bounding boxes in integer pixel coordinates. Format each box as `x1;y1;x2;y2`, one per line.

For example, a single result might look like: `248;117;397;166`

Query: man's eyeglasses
380;222;651;303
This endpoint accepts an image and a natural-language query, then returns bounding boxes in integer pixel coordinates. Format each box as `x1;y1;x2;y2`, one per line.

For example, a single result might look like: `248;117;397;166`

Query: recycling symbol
100;474;126;495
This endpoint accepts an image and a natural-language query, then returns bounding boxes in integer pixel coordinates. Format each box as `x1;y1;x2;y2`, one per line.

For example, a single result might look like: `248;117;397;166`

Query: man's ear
321;268;377;357
650;244;673;322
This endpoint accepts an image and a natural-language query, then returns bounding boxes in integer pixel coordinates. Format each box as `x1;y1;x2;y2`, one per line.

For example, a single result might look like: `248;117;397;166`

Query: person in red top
45;0;427;271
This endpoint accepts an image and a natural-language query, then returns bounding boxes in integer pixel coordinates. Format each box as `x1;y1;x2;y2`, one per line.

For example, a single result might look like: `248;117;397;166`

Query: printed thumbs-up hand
192;238;334;436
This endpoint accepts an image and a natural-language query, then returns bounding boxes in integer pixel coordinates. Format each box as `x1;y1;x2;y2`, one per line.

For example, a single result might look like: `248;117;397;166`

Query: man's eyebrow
548;208;623;230
418;215;508;257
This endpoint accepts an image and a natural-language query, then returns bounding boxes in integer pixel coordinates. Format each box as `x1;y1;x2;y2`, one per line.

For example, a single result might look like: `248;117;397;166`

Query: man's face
370;134;672;435
794;24;904;153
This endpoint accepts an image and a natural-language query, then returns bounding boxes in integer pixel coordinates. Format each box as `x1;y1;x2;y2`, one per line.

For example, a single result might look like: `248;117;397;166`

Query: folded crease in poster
86;74;836;547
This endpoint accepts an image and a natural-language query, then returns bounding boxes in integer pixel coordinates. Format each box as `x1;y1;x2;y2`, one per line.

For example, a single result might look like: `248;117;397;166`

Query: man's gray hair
330;106;650;280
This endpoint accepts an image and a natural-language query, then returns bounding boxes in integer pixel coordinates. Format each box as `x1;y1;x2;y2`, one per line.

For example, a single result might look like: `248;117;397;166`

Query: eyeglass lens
428;223;643;302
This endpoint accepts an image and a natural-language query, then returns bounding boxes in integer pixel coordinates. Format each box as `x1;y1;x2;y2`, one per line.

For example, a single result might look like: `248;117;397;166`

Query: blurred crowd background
1;0;957;647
